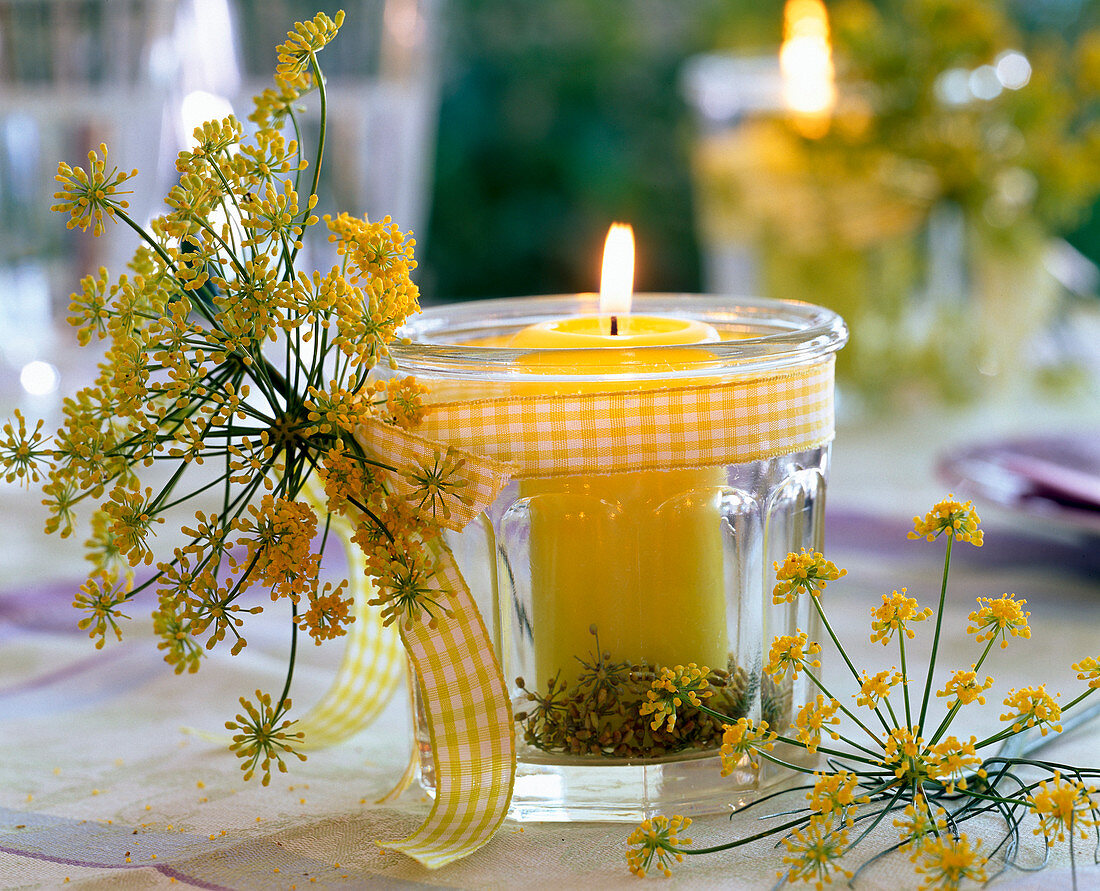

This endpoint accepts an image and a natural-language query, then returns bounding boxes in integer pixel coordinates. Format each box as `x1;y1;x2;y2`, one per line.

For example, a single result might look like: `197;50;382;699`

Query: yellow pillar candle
509;225;730;690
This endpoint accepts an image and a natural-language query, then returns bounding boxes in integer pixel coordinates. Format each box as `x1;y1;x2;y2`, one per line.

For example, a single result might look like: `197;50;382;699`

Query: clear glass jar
391;294;847;821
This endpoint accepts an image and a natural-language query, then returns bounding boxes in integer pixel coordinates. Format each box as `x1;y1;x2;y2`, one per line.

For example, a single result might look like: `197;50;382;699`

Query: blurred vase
687;109;932;407
0;0;179;366
894;208;1067;404
968;222;1060;386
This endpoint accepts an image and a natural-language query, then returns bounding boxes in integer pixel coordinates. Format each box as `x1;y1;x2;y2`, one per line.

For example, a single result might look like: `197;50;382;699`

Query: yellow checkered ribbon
358;417;513;527
418;358;834;476
380;538;515;867
291;502;404;750
273;425;509;742
333;357;835;869
350;417;515;868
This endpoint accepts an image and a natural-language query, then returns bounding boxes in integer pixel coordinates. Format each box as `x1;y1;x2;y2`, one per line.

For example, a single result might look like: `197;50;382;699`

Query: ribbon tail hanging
354;417;516;868
292;499;405;749
377;539;515;868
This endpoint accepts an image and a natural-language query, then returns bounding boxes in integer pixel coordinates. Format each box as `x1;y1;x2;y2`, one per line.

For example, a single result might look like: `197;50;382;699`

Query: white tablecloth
3;372;1099;889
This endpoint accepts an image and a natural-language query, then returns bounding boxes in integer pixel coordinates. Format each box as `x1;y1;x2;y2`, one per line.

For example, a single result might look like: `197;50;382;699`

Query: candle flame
599;222;634;317
780;0;837;139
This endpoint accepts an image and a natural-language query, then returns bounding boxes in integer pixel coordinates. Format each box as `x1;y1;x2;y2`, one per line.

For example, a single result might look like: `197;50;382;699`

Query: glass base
511;754;749;823
470;747;811;823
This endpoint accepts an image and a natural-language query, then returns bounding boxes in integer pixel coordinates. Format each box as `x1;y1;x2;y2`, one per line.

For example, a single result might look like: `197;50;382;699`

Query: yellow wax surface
510;314;720;349
509;314;729;689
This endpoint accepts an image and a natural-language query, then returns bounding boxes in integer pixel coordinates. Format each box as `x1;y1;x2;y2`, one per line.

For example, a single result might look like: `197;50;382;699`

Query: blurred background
2;0;1100;418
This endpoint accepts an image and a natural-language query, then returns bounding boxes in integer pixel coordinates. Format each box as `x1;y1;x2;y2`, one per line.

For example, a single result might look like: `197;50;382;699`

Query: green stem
811;594;861;686
175;426;272;439
147;460;190;514
883;696;902;730
1069;816;1078;891
156;470;233;512
114;208;229;341
208;161;252;259
971;634;998;675
690;703;884;766
306;50;327;211
289;108;306;196
754;748;815;776
196;217;250;280
1060;689;1096;713
348;495;395;544
111;210;289;417
847;786;906;852
276;600;298;711
116;463;266;607
677;815;809;856
287;50;327;272
811;595;894;735
944;783;1044;808
918;536;954;733
974;723;1047;751
801;667;884;749
277;230;298;283
115;208;178;272
927;636;997;748
927;701;964;749
899;632;914;730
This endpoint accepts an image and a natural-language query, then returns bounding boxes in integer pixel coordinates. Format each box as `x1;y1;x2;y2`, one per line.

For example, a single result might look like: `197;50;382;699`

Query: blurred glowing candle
779;0;837;138
511;225;729;689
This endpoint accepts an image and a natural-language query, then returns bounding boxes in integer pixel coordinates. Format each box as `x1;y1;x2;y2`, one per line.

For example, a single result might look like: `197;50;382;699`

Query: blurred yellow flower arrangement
694;0;1100;402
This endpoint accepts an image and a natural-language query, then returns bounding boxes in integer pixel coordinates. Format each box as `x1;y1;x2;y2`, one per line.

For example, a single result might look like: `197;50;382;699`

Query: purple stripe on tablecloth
0;807;232;889
0;644;168;718
0;579;85;633
0;574;161;636
826;506;1100;580
0;808;433;889
0;846;232;890
1;646;130;693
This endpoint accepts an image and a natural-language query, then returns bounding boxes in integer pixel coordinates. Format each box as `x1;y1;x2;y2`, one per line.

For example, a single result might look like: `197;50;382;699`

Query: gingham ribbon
358;416;514;527
418;358;834;476
246;435;507;752
380;538;515;867
352;417;516;868
335;357;835;869
291;501;404;750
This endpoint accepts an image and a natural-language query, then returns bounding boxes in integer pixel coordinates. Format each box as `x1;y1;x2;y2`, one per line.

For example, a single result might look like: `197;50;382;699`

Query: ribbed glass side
407;447;829;821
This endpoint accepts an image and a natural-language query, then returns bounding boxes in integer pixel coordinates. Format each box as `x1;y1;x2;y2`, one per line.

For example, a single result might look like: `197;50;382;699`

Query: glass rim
392;293;848;378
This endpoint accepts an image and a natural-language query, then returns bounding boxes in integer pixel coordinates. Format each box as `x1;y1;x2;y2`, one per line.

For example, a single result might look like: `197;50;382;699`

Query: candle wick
610;315;618;336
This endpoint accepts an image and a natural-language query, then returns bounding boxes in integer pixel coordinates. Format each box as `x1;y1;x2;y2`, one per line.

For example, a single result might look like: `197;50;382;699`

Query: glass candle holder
391;294;847;821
